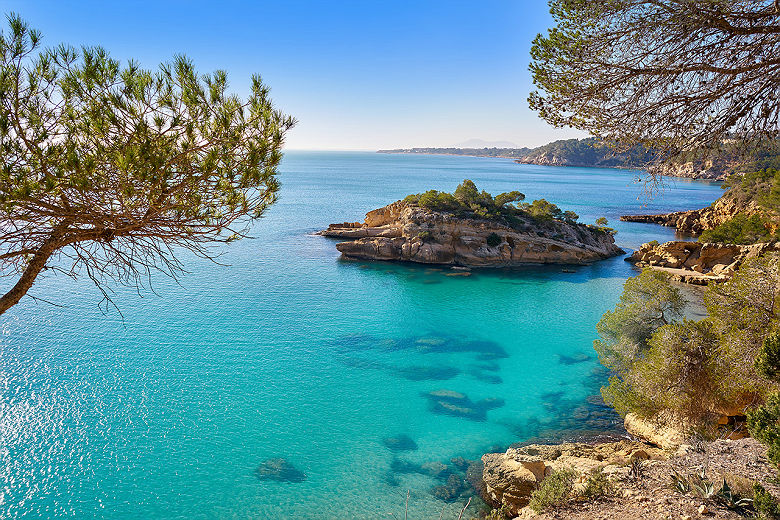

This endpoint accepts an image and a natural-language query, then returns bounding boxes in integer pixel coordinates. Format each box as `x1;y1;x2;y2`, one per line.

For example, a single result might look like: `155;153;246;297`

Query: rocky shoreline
620;195;760;235
320;201;624;267
626;240;780;285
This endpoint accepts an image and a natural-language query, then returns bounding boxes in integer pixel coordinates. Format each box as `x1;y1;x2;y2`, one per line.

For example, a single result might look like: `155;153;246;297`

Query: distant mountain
453;138;518;148
376;147;531;159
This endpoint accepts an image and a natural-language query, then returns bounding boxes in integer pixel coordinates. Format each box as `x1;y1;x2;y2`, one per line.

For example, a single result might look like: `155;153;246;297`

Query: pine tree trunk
0;227;66;315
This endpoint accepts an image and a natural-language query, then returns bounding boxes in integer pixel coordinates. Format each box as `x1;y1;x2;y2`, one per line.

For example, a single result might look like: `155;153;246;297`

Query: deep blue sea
1;152;722;519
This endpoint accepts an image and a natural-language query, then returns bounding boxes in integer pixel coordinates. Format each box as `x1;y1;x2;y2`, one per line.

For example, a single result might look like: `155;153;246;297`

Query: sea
0;151;723;519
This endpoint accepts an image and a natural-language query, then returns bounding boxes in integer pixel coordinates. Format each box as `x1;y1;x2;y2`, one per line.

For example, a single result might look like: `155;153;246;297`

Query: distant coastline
377;138;775;181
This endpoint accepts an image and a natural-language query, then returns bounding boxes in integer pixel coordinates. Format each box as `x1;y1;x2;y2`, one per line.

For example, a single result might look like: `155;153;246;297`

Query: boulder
624;412;688;450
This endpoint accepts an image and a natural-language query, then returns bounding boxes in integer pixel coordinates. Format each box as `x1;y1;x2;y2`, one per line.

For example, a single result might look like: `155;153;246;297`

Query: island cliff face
320;201;624;266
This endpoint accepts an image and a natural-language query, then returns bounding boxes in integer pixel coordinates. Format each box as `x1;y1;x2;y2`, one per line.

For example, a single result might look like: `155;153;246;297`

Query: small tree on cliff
0;14;294;314
529;0;780;165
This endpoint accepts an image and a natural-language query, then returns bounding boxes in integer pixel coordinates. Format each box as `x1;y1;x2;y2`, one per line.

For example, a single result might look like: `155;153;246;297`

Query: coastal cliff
320;201;624;266
627;240;780;284
620;195;762;235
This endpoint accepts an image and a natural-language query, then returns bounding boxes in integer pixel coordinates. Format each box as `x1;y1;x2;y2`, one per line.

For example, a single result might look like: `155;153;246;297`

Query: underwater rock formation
254;458;307;483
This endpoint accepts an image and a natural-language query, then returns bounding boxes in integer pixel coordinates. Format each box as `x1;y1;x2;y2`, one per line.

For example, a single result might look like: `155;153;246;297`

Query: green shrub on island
721;168;780;211
417;230;435;243
527;467;613;513
486;233;502;247
403;179;581;228
753;482;780;517
596;256;780;427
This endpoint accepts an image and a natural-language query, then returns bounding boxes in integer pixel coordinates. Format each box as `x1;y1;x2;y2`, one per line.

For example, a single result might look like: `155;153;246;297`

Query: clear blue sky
2;0;586;150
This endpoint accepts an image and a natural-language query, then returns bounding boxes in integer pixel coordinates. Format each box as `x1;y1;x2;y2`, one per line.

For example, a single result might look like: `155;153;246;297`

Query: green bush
521;198;564;221
753;483;780;518
757;333;780;382
487;233;502;247
597;255;780;427
417;230;434;243
699;213;776;244
748;332;780;470
583;470;613;499
528;468;576;513
401;180;581;230
417;190;461;212
595;217;609;227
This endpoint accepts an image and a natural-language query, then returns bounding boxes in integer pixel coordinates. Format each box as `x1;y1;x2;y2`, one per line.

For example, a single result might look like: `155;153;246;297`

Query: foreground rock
621;195;761;235
320;201;624;266
480;440;666;516
526;437;778;520
627;240;780;284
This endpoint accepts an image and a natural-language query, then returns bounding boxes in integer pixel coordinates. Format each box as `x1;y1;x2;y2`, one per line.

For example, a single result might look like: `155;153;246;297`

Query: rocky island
319;180;624;266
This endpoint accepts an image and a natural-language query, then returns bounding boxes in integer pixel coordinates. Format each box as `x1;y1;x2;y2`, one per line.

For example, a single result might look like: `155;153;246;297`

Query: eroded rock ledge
319;201;624;266
620;196;761;235
627;240;780;284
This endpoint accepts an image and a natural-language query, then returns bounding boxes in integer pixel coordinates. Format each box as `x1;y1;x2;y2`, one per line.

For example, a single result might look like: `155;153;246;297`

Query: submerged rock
382;434;418;452
254;458;307;483
423;389;505;421
557;352;591;365
431;474;469;502
395;365;459;381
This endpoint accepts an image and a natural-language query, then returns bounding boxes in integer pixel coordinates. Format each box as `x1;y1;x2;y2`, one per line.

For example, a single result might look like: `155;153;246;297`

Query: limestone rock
624;413;688;450
479;440;666;517
320;202;624;267
627;240;780;284
621;195;762;235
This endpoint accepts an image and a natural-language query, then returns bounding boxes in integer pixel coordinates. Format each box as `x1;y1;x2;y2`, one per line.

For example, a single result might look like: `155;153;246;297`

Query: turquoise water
1;152;722;519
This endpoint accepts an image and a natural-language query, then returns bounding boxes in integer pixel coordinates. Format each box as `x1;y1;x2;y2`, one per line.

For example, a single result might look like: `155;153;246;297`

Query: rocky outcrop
647;158;731;181
621;196;762;235
480;440;666;516
320;202;624;266
628;240;780;284
623;413;688;450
